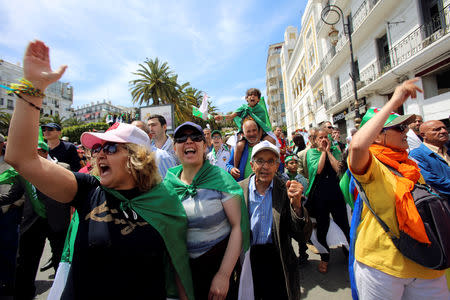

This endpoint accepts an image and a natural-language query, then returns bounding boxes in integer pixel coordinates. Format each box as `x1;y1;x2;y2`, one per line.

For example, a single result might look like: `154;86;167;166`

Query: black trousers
189;236;239;300
14;218;67;300
311;190;350;262
250;244;288;300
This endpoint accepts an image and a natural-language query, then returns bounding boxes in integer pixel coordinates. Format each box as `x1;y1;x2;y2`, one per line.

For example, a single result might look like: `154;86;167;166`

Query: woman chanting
305;129;350;273
4;40;193;300
164;121;250;300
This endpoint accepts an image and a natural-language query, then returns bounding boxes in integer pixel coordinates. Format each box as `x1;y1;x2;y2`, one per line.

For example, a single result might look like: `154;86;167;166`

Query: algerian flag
193;93;212;120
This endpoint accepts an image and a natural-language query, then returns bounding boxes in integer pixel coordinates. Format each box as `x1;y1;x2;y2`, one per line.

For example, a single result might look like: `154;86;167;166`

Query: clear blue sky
0;0;307;114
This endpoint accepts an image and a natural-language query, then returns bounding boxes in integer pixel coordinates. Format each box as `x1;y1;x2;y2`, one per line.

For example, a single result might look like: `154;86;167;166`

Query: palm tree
0;110;11;135
63;117;85;127
39;114;65;126
129;57;179;107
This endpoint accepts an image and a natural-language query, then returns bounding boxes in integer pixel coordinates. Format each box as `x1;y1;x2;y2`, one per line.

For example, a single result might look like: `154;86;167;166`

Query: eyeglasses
327;126;333;129
252;158;280;167
212;135;222;140
174;133;204;143
91;142;120;155
385;124;408;132
41;127;55;132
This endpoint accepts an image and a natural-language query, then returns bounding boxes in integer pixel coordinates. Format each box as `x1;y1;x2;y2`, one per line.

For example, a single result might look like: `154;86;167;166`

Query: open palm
23;40;67;91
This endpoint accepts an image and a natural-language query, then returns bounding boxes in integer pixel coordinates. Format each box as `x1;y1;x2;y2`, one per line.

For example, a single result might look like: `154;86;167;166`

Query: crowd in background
0;41;449;300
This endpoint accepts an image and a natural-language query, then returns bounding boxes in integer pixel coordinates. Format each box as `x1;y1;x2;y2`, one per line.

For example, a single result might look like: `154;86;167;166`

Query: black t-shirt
49;141;81;171
61;173;166;300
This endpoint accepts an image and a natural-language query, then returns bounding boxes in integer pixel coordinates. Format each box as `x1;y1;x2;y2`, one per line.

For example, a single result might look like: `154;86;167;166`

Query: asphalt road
35;239;351;299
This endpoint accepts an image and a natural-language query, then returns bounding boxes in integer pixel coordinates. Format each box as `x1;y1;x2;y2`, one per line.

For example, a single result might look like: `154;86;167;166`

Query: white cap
81;123;151;152
251;140;280;160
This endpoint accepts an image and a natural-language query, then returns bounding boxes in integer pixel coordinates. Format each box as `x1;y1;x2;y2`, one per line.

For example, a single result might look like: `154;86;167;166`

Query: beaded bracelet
9;78;46;98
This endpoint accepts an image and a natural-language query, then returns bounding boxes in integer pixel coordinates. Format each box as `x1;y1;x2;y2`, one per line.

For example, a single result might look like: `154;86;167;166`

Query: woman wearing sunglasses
164;122;250;300
348;79;448;299
5;41;194;300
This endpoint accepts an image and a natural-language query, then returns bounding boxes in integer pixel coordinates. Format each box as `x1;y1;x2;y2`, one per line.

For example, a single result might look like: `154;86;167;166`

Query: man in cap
41;123;81;171
206;130;230;170
348;79;449;299
238;140;312;300
410;120;450;197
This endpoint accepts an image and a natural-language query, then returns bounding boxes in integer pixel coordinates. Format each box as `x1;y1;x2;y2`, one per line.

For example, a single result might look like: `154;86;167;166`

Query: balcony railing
324;92;342;110
320;46;336;71
352;0;380;33
364;4;450;85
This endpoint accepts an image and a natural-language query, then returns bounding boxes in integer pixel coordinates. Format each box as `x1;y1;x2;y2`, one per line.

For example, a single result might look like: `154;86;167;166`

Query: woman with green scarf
4;40;193;300
305;129;350;274
165;121;250;300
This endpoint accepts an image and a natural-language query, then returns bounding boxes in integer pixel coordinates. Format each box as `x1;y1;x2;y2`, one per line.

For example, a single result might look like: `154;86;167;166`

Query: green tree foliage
63;117;85;127
0;110;11;136
130;58;218;126
61;122;109;144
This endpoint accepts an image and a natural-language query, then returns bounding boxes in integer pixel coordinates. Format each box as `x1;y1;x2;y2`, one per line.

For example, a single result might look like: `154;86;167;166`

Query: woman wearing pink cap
4;41;194;300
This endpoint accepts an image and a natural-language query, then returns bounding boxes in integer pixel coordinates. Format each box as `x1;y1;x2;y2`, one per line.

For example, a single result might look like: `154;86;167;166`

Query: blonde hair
91;143;161;192
124;143;161;192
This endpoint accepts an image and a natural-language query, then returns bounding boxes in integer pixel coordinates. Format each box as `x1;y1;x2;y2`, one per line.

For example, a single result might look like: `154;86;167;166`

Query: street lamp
321;5;361;124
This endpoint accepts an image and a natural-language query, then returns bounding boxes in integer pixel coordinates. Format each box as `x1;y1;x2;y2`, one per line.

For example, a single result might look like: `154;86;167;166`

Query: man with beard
227;118;263;181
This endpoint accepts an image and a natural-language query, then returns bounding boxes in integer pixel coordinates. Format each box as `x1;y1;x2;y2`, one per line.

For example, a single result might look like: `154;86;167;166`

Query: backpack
354;166;450;270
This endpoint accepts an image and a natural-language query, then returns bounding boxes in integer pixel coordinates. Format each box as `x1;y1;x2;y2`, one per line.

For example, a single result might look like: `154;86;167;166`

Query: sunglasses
41;127;56;132
91;142;120;155
385;123;408;132
174;133;204;143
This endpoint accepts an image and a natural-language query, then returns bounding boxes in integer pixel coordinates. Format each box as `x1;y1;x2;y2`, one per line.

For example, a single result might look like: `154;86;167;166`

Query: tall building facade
0;59;74;119
280;0;450;138
266;43;286;128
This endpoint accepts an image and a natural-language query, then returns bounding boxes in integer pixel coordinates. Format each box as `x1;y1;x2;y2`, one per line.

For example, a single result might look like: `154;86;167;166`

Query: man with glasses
238;140;312;300
206;130;230;170
41;123;81;172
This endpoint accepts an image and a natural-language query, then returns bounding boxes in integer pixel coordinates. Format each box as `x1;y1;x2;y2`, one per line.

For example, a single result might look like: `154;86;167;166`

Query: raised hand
23;40;67;92
286;180;303;212
389;78;423;109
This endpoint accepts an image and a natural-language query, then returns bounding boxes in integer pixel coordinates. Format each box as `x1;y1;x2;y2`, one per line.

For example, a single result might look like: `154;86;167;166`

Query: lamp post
321;5;361;124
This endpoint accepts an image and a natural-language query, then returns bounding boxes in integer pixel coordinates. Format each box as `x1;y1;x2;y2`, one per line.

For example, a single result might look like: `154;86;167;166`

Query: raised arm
348;78;422;174
5;40;77;203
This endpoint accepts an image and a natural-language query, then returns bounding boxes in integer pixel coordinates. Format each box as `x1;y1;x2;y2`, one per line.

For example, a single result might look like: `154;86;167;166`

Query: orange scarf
369;144;430;244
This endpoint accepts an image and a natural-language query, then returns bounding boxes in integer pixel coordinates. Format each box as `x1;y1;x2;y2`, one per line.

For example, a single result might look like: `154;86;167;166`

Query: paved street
35;239;351;299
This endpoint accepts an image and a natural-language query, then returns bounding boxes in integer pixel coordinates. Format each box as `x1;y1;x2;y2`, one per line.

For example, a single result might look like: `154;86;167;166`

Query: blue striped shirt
181;189;234;258
248;175;273;245
152;146;176;178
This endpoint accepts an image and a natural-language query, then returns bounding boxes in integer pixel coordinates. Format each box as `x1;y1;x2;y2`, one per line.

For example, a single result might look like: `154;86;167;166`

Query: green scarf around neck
164;160;250;252
60;181;195;300
234;99;271;133
305;146;341;197
0;167;45;218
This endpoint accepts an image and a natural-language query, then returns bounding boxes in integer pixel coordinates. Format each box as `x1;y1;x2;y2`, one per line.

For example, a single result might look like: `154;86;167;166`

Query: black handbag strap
353;178;397;240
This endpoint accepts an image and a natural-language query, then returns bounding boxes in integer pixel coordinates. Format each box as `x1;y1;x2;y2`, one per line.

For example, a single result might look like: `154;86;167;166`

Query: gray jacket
239;175;312;300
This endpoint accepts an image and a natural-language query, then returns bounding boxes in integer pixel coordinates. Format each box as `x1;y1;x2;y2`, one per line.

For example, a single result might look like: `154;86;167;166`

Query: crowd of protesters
0;40;449;300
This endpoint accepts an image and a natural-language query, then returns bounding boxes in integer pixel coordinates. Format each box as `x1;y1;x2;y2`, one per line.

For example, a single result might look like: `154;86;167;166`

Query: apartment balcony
358;4;450;93
352;0;380;33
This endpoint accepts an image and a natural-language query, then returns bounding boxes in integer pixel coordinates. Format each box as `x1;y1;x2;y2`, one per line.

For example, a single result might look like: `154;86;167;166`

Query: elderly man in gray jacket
239;141;312;300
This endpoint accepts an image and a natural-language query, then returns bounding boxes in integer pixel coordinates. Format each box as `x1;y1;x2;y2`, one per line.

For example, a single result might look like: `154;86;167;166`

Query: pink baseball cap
81;123;151;152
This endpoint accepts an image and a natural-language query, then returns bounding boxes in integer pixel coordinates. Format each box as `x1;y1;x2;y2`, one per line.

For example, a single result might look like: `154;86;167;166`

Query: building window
376;34;391;72
289;33;296;40
0;98;3;106
7;99;14;110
